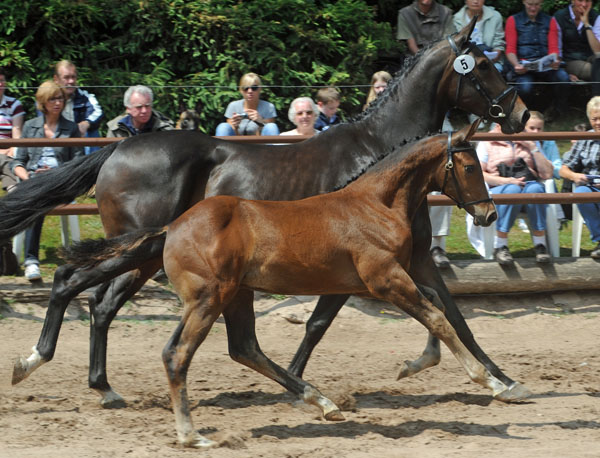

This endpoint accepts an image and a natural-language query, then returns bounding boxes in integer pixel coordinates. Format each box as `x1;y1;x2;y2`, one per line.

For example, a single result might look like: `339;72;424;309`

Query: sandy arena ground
1;277;599;457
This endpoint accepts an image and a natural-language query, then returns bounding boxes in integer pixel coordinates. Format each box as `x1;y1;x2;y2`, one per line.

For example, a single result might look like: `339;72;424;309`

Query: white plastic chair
571;204;584;257
468;179;560;259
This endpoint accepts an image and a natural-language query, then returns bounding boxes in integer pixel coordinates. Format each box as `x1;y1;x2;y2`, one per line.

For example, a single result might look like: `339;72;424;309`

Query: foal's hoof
494;382;532;403
182;434;218;449
12;356;29;385
324;409;345;421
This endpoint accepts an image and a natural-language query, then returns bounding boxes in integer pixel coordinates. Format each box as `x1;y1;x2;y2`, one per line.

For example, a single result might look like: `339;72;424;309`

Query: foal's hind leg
287;294;350;377
88;259;163;408
224;290;343;421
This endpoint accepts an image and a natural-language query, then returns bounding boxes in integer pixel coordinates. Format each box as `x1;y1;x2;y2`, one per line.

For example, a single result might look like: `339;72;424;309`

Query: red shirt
505;15;560;57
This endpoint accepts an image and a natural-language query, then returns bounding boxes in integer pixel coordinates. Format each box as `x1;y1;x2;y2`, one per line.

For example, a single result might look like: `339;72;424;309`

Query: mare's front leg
88;258;163;408
224;290;343;422
287;294;350;377
404;204;530;401
361;258;529;400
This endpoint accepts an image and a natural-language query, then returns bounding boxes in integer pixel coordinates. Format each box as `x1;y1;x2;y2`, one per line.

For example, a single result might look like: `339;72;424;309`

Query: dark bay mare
5;20;529;408
60;122;529;448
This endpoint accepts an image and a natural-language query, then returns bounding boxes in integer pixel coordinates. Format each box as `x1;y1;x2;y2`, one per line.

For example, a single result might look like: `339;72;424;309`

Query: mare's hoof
396;360;414;380
324;409;345;421
494;382;532;403
12;356;29;385
99;391;127;409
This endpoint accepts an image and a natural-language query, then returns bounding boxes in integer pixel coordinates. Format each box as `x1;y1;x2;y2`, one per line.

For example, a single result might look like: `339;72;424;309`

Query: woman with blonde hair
11;81;84;280
363;70;392;110
215;72;279;136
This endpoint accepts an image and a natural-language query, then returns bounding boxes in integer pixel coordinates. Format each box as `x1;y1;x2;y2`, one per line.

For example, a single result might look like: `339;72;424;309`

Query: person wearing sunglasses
215;73;279;136
11;81;84;281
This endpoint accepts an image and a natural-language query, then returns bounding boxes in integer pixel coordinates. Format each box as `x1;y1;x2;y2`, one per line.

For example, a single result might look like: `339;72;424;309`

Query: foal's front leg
361;258;530;400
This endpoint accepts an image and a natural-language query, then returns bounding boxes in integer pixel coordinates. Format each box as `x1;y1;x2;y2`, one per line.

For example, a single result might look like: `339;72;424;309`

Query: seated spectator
363;71;392;110
106;85;174;137
314;87;341;132
397;0;456;56
453;0;505;73
53;60;104;154
559;96;600;258
477;122;554;265
280;97;319;137
505;0;570;121
11;81;84;281
525;111;562;178
0;67;25;193
215;73;279;136
554;0;600;95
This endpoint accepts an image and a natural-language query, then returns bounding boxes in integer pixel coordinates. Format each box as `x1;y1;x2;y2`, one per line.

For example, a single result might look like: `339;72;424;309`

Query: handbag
497;157;537;182
560;179;574;220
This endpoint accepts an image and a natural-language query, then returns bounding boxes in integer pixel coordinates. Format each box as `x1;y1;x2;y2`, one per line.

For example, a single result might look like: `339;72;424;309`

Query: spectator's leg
523;181;547;232
428;197;451;268
574;185;600;242
550;69;571;116
24;216;45;266
490;184;523;234
261;123;280;136
591;56;600;96
513;73;534;101
215;122;235;136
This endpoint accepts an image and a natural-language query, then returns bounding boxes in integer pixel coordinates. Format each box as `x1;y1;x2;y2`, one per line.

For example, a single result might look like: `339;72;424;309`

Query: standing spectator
53;60;104;154
314;87;341;132
505;0;570;121
477;122;554;265
363;71;392;110
554;0;600;95
0;67;25;193
106;85;174;137
397;0;456;56
280;97;319;137
11;81;84;281
453;0;505;73
215;73;279;136
560;96;600;258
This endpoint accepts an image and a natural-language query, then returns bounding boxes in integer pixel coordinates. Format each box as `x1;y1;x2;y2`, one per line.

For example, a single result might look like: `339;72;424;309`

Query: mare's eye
464;165;475;174
478;60;489;71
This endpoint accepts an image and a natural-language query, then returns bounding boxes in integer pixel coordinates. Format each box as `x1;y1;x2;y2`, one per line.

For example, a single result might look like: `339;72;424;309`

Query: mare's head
176;101;202;131
439;17;529;134
433;120;496;227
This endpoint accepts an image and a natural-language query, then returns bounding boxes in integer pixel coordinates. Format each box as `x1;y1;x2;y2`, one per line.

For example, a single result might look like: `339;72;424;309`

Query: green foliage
1;0;400;133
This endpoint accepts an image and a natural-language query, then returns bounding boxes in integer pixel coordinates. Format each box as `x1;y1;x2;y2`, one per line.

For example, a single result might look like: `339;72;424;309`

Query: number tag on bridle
453;54;475;75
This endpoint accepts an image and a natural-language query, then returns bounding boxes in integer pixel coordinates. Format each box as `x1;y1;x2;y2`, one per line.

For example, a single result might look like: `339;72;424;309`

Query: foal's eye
464;165;475;173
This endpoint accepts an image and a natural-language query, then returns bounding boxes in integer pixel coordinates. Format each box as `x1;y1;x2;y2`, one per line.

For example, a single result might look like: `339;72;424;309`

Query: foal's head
434;120;496;227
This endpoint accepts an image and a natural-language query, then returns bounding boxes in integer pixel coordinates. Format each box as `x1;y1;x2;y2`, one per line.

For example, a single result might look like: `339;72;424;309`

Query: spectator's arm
82;90;104;131
560;164;588;185
586;16;600;54
505;16;518;56
548;18;561;56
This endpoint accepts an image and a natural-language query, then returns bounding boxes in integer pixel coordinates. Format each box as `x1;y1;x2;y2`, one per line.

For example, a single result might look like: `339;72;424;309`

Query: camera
239;112;248;118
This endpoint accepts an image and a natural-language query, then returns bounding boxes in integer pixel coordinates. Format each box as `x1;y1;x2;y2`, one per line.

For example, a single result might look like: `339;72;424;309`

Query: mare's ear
452;118;480;145
454;15;478;50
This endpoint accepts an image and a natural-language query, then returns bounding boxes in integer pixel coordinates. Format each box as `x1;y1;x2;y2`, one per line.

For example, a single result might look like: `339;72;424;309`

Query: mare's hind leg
88;258;163;408
287;294;350;377
224;290;343;421
12;249;161;388
363;260;530;401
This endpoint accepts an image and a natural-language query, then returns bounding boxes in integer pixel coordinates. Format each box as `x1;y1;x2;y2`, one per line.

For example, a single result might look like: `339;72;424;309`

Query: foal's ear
455;15;478;50
453;118;480;144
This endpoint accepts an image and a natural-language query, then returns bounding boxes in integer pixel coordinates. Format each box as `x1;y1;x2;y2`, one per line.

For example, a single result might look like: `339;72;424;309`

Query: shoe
431;246;450;269
591;242;600;259
534;244;551;263
494;246;514;266
24;264;41;281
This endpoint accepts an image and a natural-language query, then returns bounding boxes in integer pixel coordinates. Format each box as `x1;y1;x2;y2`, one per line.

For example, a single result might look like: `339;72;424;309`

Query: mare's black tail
0;141;121;240
60;227;168;269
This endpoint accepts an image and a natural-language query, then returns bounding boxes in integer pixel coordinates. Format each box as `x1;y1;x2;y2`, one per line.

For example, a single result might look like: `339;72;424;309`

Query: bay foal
62;122;530;448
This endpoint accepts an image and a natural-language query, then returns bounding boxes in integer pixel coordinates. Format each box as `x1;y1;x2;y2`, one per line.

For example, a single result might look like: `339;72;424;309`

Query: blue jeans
215;122;279;136
490;181;547;233
24;215;45;266
574;185;600;242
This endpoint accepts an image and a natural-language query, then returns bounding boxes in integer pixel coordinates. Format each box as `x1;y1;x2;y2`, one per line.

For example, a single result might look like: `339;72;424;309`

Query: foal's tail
0;141;121;240
60;227;168;269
